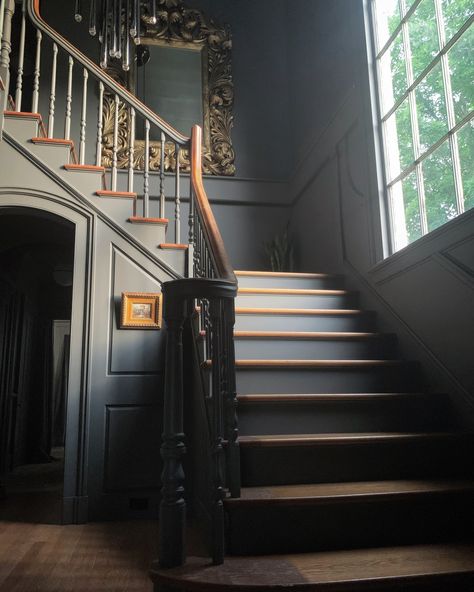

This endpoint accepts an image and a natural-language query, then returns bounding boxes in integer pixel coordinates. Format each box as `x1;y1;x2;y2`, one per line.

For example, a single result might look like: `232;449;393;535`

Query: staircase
2;2;474;590
151;270;474;590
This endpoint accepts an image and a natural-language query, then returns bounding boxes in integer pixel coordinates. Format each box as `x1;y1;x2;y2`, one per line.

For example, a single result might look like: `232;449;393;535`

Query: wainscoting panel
109;245;165;375
104;405;161;492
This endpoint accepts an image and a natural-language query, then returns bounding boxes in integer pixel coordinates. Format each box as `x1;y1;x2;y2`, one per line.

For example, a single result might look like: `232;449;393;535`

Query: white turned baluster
175;144;180;243
31;30;42;113
14;0;26;111
79;68;88;164
0;0;15;114
64;57;73;140
128;107;135;193
129;108;136;215
159;131;165;218
143;119;150;217
96;81;104;167
0;0;6;44
111;93;119;191
48;43;58;138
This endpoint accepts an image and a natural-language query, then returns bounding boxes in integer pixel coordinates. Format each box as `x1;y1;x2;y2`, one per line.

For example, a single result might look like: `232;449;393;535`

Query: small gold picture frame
120;292;163;329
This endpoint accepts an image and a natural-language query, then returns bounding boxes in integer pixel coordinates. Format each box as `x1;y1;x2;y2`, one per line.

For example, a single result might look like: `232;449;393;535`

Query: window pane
457;120;474;210
402;171;423;243
408;0;440;80
379;31;408;113
449;24;474;122
416;63;448;153
385;98;415;181
441;0;474;43
422;141;458;231
404;0;419;13
373;0;401;51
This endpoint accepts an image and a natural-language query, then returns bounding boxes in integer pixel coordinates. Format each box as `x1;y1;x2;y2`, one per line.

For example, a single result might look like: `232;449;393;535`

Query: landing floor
0;520;156;591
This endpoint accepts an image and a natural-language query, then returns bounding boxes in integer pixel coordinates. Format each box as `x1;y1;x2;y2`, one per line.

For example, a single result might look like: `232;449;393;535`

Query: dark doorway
0;208;75;523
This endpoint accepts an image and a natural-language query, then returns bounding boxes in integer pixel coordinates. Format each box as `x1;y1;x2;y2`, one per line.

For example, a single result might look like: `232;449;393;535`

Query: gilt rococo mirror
101;0;235;176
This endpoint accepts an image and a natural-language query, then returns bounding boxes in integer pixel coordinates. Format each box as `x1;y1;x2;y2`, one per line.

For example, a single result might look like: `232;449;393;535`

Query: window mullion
400;0;428;235
434;0;465;215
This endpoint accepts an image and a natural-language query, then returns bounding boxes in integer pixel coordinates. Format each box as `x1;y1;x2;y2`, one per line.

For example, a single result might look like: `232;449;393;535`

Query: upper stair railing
1;0;239;569
1;0;188;240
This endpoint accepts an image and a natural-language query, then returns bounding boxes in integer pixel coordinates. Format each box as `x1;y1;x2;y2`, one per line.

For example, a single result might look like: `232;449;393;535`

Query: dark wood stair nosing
238;432;474;448
150;544;474;591
235;307;371;316
226;479;474;507
237;288;350;296
232;330;393;341
235;270;340;279
232;359;414;369
236;392;440;403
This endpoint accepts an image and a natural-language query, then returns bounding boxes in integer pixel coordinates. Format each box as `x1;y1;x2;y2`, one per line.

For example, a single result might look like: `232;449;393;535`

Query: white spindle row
1;0;185;245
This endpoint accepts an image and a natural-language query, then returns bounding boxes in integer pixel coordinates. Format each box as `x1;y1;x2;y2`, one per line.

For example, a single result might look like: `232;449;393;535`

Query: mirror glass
136;43;204;140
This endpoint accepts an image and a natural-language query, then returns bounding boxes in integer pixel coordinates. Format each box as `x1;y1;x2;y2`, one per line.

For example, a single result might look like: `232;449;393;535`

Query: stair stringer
1;128;184;279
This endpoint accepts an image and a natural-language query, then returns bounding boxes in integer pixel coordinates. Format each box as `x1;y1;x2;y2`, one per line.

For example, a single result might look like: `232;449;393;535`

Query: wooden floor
0;520;157;591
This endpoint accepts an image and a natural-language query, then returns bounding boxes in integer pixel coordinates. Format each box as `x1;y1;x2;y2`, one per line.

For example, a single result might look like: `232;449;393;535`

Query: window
370;0;473;252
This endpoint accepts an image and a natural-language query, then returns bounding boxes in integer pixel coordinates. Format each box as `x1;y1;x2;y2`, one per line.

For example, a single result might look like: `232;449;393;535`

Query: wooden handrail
28;0;189;146
190;125;236;283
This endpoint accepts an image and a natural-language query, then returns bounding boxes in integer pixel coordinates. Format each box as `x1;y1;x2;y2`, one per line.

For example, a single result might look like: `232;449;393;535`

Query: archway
0;208;75;523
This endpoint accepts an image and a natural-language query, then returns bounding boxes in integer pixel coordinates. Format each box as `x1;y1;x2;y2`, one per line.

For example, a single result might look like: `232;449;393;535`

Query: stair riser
158;249;187;277
28;141;72;169
236;366;419;394
4;117;40;143
226;493;474;555
236;293;357;310
236;275;344;290
238;398;450;435
126;220;168;249
240;438;474;486
234;336;397;360
63;171;104;195
234;313;376;332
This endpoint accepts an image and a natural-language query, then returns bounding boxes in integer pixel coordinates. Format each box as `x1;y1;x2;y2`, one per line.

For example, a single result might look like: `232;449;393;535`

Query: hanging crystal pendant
89;0;97;36
75;0;83;22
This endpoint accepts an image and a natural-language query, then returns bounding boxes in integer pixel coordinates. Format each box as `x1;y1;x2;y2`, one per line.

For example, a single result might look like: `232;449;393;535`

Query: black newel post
223;298;240;498
159;283;188;568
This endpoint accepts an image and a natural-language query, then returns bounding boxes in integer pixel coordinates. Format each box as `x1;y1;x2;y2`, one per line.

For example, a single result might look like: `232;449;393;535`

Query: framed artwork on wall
120;292;163;329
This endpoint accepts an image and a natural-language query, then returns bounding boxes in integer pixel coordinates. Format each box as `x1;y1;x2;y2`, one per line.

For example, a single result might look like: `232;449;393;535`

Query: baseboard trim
63;495;88;524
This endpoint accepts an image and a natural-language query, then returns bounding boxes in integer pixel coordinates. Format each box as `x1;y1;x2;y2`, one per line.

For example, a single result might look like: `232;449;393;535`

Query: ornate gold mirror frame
101;0;235;176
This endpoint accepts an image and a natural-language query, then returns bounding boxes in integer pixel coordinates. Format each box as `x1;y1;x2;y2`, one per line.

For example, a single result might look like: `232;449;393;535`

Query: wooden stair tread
235;307;367;316
151;543;474;590
229;479;474;505
159;243;188;250
96;189;137;198
238;432;473;447
64;163;105;172
235;270;338;279
4;110;42;119
233;331;387;340
128;216;169;224
31;136;73;146
238;288;348;296
237;392;434;403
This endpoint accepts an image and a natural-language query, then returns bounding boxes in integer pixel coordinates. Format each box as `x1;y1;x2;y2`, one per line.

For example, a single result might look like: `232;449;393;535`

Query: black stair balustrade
158;125;239;567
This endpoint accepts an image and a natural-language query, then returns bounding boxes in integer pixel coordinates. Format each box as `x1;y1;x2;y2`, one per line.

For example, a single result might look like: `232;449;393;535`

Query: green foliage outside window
374;0;473;247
